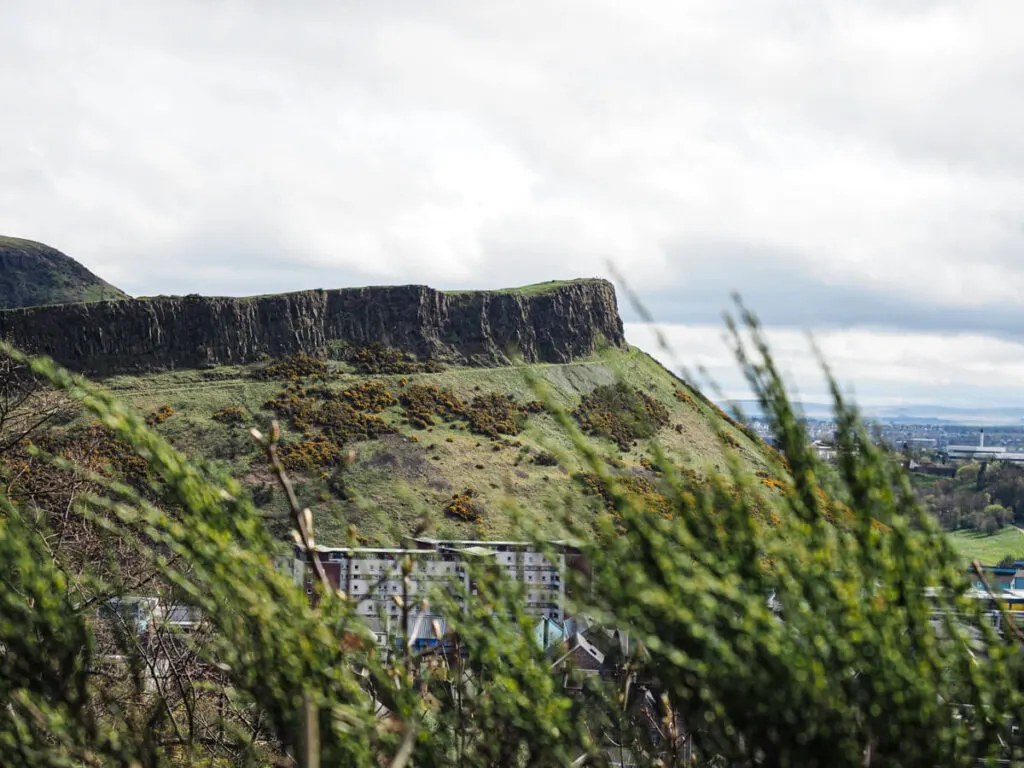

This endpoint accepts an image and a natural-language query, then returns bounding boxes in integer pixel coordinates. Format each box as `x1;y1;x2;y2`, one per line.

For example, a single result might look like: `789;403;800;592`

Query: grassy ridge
98;345;770;545
441;279;582;296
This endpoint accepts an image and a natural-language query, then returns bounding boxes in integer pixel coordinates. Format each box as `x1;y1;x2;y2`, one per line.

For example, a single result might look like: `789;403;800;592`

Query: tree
955;462;982;486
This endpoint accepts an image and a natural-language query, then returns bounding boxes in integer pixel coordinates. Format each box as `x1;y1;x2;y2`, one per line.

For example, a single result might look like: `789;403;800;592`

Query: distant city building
945;429;1024;463
292;539;583;646
812;440;836;461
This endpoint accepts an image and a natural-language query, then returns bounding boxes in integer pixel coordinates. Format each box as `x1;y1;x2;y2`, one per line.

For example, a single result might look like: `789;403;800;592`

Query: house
551;632;607;687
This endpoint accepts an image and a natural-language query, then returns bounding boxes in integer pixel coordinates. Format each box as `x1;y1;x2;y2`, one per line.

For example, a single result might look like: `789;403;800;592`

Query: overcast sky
3;1;1024;409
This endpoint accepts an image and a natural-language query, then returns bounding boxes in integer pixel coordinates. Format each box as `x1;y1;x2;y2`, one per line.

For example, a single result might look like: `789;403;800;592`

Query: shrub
264;380;397;444
211;405;246;424
533;451;559;467
399;388;528;439
336;380;396;413
350;342;418;374
639;455;661;474
279;435;341;472
445;488;483;523
465;392;522;439
673;389;696;406
145;405;174;426
264;381;317;429
575;471;673;519
317;400;396;443
573;382;669;451
399;384;466;428
263;352;328;380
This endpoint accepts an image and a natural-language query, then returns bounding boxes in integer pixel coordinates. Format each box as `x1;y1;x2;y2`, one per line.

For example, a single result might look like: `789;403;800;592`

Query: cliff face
0;279;625;376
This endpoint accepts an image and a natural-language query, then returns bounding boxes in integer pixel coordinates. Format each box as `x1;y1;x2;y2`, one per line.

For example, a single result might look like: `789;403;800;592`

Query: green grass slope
0;236;127;309
949;527;1024;565
98;345;776;546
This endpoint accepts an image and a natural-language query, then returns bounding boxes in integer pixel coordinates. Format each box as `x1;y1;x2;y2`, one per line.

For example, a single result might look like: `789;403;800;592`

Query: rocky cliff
0;279;625;376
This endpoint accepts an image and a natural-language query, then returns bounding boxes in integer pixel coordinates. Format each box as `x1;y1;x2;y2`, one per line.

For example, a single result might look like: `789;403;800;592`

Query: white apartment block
294;539;580;645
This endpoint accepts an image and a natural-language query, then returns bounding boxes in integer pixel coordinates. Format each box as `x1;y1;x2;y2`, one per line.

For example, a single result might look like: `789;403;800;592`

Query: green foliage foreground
1;310;1023;766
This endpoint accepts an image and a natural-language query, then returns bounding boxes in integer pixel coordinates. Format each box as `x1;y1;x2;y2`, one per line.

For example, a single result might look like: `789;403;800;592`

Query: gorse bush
1;306;1023;767
279;435;342;472
445;488;483;523
211;404;246;424
573;381;669;450
144;404;174;426
399;384;530;439
263;379;397;443
333;380;397;413
350;343;445;374
464;392;523;439
400;383;466;428
262;351;329;380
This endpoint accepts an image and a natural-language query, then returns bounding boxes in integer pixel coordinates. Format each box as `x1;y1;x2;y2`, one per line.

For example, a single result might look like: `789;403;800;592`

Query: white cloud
626;322;1024;409
2;1;1024;404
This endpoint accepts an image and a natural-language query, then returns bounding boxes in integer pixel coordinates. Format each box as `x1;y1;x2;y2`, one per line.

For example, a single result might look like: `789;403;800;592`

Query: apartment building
293;539;582;645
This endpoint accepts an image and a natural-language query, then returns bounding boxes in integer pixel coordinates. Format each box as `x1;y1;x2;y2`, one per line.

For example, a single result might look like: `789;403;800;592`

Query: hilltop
0;236;126;309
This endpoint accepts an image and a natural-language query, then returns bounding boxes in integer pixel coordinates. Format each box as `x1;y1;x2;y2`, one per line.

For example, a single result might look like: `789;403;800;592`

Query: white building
294;539;581;645
944;429;1024;461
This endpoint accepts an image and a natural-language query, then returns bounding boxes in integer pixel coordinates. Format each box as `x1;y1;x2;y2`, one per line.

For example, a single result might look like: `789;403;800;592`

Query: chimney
980;429;985;449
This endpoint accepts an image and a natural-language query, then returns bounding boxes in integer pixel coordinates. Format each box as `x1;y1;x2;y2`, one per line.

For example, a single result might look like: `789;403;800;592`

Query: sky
3;1;1024;409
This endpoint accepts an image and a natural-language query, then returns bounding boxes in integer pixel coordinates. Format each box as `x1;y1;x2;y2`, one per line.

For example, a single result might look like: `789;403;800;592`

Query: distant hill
0;236;126;309
732;399;1024;426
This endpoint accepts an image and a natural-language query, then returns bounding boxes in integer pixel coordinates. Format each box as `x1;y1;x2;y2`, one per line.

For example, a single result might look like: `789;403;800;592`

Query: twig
389;721;418;768
253;422;331;593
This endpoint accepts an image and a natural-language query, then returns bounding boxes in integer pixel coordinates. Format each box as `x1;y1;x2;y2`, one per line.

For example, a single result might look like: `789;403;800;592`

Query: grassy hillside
0;235;127;309
442;279;582;296
949;527;1024;565
96;344;775;546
